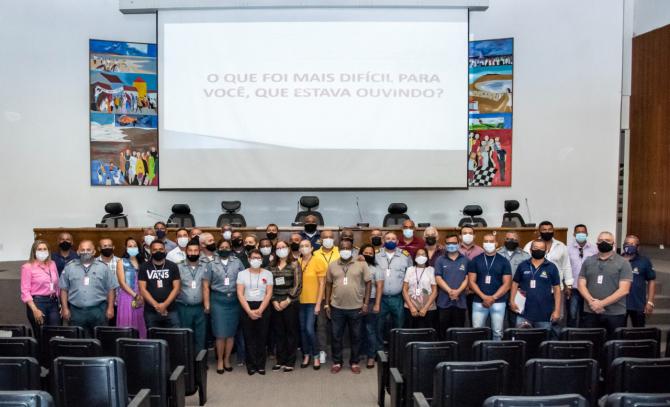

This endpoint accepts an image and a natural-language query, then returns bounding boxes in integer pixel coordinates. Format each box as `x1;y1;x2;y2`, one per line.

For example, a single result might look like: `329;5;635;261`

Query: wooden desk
34;226;566;257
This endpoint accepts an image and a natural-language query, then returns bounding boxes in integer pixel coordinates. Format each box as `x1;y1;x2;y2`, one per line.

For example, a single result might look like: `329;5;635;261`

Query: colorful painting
89;39;158;186
468;38;513;187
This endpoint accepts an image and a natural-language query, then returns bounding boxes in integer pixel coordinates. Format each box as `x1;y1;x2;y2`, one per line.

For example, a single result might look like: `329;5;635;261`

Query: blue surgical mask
127;247;139;257
384;241;397;250
623;245;638;256
446;243;459;253
402;228;414;239
575;233;587;243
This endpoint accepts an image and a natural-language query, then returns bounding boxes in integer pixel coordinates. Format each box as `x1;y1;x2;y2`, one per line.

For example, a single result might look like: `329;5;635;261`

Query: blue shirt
513;259;560;322
300;231;321;250
626;255;656;311
467;253;512;303
52;251;79;275
434;253;469;309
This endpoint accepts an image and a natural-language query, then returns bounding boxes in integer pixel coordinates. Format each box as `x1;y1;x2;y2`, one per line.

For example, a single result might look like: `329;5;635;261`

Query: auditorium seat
446;327;492;362
51;357;150;407
0;325;31;338
147;328;207;406
116;338;185;407
504;328;550;361
501;200;533;227
100;202;129;228
0;357;41;391
614;327;661;354
524;358;598;406
383;203;410;227
294;196;324;225
168;204;195;228
0;337;39;359
431;360;508;407
483;394;588;407
216;201;246;227
539;341;593;360
604;340;659;375
474;340;526;395
607;357;670;393
39;326;84;368
560;327;606;364
49;338;101;361
458;205;487;227
94;326;139;357
389;341;457;407
0;390;54;406
604;393;670;407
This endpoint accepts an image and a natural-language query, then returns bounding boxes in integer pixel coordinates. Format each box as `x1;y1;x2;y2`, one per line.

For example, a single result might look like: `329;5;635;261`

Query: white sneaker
319;351;327;364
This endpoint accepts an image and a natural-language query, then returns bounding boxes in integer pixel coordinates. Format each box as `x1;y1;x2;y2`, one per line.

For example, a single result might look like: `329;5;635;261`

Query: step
647;309;670;325
653;295;670;309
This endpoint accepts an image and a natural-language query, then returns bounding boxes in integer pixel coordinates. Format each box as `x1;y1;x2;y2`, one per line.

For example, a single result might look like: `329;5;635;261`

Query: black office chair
389;341;457;407
216;201;246;227
294;196;324;225
49;338;101;361
383;203;410;227
524;358;598;406
0;357;41;391
116;338;185;407
39;326;84;368
0;338;39;359
147;328;207;406
100;202;129;228
51;357;150;407
167;204;195;228
0;325;31;338
501;200;534;227
604;393;670;407
0;390;54;406
93;327;139;357
614;327;661;354
430;360;508;407
539;341;593;359
603;340;659;374
483;394;588;406
446;327;492;362
560;327;606;364
458;205;487;227
504;328;550;361
607;357;670;393
474;340;526;395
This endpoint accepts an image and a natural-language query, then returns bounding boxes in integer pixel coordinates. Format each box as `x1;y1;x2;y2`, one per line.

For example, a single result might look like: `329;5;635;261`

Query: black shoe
216;368;225;374
257;369;266;375
224;366;233;372
300;357;310;368
272;364;282;371
313;363;321;371
247;369;256;376
283;366;294;372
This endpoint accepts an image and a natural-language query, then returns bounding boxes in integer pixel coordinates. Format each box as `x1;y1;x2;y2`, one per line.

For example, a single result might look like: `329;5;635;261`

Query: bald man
398;219;425;258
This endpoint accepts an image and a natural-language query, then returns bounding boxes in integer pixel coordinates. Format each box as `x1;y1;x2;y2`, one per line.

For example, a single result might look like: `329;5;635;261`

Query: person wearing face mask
22;240;61;339
369;229;384;253
376;232;413;342
190;228;203;241
203;239;245;373
231;230;245;257
198;232;217;263
154;221;177;252
97;240;121;324
566;224;598;327
52;232;78;275
138;240;182;329
265;223;280;246
300;214;321;250
237;249;274;375
297;239;328;370
167;228;191;264
116;237;146;338
398;219;425;258
509;239;562;334
313;229;340;265
358;244;384;368
467;234;512;341
578;231;632;337
497;231;530;328
434;234;470;339
142;227;157;259
402;248;438;330
59;240;118;337
423;227;444;267
176;241;208;352
340;228;359;256
269;240;302;372
221;224;233;242
622;234;656;327
259;238;275;268
458;226;483;260
289;233;302;259
324;240;371;374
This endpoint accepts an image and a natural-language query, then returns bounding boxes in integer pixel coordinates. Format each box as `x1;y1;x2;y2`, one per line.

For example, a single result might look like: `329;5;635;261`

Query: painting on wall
89;39;158;186
468;38;513;187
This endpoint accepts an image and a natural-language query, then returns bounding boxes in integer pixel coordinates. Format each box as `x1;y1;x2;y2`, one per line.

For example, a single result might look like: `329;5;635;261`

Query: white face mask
339;250;352;260
144;235;156;246
35;250;49;262
483;242;497;254
322;238;334;249
222;231;232;240
415;255;428;265
461;234;474;245
249;258;263;269
177;237;189;248
403;228;414;239
300;247;312;256
260;247;272;256
276;248;290;258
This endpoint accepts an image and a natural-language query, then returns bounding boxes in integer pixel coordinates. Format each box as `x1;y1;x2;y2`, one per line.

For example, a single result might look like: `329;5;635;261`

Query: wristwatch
647;301;655;308
324;304;330;309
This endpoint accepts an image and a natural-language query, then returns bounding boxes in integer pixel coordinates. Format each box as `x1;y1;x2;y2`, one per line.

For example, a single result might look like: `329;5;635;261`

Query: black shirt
138;260;181;311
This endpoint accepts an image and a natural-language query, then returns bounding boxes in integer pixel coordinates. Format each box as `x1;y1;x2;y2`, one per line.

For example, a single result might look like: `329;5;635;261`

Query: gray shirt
376;249;412;296
177;261;207;305
368;263;385;299
237;268;274;302
580;253;633;315
204;257;245;294
59;259;118;307
497;248;530;275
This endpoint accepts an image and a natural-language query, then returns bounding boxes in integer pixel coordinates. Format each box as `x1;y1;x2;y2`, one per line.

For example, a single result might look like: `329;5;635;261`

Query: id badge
386;269;391;278
414;288;422;297
597;275;603;284
343;277;348;286
530;280;536;289
49;282;54;291
249;288;261;297
224;277;230;286
83;276;90;286
191;281;197;289
484;275;491;285
275;277;286;286
157;280;163;288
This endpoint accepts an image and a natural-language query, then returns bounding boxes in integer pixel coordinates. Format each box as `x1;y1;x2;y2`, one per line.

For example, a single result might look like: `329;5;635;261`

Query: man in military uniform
177;240;208;352
375;231;412;340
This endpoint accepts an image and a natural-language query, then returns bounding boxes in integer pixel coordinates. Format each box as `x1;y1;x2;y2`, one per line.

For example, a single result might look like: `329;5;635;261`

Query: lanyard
321;251;334;264
414;266;426;286
189;264;198;281
384;254;396;269
483;255;496;275
301;256;313;274
249;270;261;289
530;262;543;280
342;261;352;279
39;263;54;287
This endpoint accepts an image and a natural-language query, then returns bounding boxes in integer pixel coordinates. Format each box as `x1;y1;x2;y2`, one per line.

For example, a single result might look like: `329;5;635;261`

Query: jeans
471;301;506;340
331;306;362;366
271;301;299;367
581;312;626;339
177;302;206;352
144;309;181;329
567;291;584;327
360;302;381;358
377;295;404;344
626;310;646;327
235;328;246;364
299;303;319;357
438;307;467;340
26;296;61;340
240;301;271;372
70;302;107;337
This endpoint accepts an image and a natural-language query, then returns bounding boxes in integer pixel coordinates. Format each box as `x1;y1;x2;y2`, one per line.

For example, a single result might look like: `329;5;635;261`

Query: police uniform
177;260;208;351
375;248;412;336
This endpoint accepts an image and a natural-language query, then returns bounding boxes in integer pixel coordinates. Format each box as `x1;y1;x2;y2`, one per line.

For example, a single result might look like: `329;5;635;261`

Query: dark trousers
360;302;381;359
177;303;206;352
271;301;299;367
404;309;438;330
70;302;107;337
466;293;475;326
331;306;362;366
438;307;467;340
26;296;61;340
581;312;626;338
626;310;646;327
144;309;180;329
240;301;271;372
567;291;584;327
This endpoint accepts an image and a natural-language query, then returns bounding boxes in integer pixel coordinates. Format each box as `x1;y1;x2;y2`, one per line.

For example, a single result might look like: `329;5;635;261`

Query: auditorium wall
0;0;625;261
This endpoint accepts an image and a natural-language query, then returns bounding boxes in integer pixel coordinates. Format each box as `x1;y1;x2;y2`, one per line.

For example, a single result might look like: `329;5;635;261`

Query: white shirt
166;247;186;264
523;238;573;287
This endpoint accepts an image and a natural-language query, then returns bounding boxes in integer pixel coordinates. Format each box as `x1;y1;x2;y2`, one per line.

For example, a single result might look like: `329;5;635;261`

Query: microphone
356;196;369;227
524;198;536;227
146;210;168;221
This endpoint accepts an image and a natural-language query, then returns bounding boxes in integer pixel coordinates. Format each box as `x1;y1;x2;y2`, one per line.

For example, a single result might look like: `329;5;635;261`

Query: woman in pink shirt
21;240;61;336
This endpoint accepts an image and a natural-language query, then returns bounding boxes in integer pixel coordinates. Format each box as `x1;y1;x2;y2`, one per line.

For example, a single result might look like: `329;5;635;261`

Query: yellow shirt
313;247;340;265
299;255;328;304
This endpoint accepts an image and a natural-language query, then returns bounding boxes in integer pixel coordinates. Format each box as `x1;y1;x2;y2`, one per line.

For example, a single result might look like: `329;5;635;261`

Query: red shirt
398;236;426;258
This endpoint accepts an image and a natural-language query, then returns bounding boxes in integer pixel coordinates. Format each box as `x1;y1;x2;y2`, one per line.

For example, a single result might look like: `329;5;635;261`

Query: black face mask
531;249;546;260
100;248;114;257
425;236;437;246
266;232;278;240
371;236;382;246
217;249;231;258
187;254;200;262
205;243;217;252
540;232;554;242
59;241;72;251
152;251;166;261
290;242;300;251
156;230;166;240
232;238;243;248
304;223;317;234
245;244;256;252
597;241;613;253
364;255;375;265
504;240;519;251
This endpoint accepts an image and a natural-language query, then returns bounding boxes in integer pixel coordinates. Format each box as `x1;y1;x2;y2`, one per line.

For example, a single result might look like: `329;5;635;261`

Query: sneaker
272;364;282;371
319;351;327;364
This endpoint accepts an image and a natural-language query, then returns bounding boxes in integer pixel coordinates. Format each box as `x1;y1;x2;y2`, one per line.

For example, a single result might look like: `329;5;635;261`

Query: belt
177;302;203;307
70;302;105;309
212;291;236;297
33;295;58;300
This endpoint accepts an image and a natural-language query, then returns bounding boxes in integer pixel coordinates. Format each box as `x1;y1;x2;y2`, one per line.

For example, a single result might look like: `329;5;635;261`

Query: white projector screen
158;8;469;189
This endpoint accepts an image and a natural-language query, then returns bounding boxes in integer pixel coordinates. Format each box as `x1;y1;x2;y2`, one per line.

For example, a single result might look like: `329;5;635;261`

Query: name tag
386;269;391;278
530;280;536;289
343;277;348;286
597;275;603;285
414;288;422;296
249;288;261;297
83;276;90;286
224;277;230;286
49;283;54;291
275;277;286;286
191;281;197;289
157;280;163;288
485;275;491;285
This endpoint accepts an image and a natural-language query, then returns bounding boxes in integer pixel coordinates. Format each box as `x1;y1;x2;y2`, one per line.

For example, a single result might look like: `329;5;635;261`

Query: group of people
20;217;656;375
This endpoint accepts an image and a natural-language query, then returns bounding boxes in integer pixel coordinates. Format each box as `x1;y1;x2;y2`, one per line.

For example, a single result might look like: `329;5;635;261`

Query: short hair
459;226;474;234
244;233;258;242
186;239;201;248
266;223;278;230
383;231;397;238
530;238;546;248
423;226;438;236
150;240;165;249
538;220;554;228
176;228;188;235
216;238;230;249
154;221;167;228
247;248;262;258
625;234;640;245
445;233;459;240
304;214;317;223
573;224;588;232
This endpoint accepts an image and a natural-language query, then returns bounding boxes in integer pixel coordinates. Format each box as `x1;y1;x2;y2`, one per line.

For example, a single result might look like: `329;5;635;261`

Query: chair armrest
168;365;186;407
128;388;151;407
377;350;389;407
389;368;404;407
195;349;208;406
412;392;430;407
